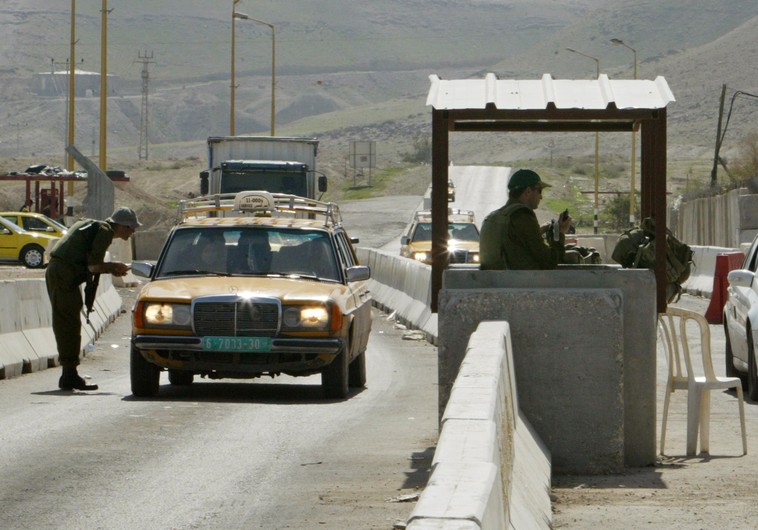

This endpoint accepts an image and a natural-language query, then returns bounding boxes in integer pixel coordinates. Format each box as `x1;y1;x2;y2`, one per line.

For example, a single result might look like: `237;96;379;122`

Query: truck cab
200;136;327;200
200;160;326;197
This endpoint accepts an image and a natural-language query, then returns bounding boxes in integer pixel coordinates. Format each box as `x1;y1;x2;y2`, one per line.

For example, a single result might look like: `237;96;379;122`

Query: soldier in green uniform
46;207;141;391
480;169;571;270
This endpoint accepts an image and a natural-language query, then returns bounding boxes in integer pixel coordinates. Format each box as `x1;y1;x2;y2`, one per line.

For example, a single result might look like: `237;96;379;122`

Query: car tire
20;244;45;268
168;370;193;386
130;344;160;397
724;321;741;379
348;351;367;388
748;326;758;402
322;340;349;399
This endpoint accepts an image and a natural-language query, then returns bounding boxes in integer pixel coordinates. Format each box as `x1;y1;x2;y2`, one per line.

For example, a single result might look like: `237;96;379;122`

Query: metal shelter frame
427;73;675;313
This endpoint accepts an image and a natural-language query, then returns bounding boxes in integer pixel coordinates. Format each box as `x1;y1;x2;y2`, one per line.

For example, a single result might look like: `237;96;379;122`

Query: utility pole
710;84;727;188
137;50;155;160
99;0;112;170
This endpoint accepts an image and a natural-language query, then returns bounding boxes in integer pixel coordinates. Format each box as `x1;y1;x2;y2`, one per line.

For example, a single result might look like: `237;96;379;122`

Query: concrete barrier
681;245;739;298
407;321;551;529
357;247;437;343
0;273;123;381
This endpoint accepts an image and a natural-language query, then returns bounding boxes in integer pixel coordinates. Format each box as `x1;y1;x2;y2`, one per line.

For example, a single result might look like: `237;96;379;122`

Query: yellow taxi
400;208;480;265
0;216;61;268
0;211;68;238
129;191;372;399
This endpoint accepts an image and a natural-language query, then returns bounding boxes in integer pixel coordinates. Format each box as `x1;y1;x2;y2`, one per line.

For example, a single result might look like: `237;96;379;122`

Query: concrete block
407;462;505;530
441;268;657;469
434;419;498;466
0;332;31;379
440;286;624;474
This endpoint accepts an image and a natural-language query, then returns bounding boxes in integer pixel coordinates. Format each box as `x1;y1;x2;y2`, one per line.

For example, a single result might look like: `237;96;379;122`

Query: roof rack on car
179;191;342;226
414;208;475;223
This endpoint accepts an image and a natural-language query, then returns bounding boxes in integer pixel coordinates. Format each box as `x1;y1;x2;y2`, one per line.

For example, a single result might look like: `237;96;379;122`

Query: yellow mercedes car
129;191;372;399
400;209;480;265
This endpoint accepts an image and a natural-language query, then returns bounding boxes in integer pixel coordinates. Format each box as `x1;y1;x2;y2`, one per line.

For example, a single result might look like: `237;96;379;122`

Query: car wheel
724;321;741;379
748;327;758;402
20;244;45;268
130;344;160;397
322;339;349;399
348;351;367;388
168;370;193;386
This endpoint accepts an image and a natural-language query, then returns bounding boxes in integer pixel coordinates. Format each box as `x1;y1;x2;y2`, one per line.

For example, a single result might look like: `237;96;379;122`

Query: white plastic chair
659;307;747;456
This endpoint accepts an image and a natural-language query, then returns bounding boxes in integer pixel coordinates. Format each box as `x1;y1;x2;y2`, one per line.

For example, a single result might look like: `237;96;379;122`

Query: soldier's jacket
49;219;115;286
479;200;564;270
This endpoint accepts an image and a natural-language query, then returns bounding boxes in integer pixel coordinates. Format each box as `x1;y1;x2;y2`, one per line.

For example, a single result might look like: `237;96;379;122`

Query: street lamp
233;11;276;136
565;47;601;234
611;38;638;226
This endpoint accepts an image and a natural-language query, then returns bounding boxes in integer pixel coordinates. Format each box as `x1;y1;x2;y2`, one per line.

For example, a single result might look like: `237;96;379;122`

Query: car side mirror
346;265;370;282
131;261;154;279
401;235;409;245
727;269;754;288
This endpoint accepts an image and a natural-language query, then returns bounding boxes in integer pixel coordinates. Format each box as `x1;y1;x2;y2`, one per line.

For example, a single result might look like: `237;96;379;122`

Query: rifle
84;272;101;324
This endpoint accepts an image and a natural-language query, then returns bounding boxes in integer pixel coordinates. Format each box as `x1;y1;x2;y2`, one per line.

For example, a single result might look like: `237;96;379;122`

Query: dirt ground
552;294;758;529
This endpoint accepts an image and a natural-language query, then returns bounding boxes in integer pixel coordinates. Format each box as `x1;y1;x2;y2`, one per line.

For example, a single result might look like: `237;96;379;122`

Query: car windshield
412;222;479;242
157;227;340;281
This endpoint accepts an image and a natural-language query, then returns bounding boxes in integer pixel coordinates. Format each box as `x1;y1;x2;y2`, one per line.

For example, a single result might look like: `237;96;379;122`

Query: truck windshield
220;170;307;196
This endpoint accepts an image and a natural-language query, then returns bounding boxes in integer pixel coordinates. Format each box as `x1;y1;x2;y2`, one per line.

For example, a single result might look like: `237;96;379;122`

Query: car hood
138;276;352;303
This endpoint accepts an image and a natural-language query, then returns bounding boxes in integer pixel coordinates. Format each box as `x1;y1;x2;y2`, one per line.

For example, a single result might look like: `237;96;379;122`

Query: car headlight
413;251;430;263
136;302;192;330
282;304;342;332
470;252;480;263
283;305;328;329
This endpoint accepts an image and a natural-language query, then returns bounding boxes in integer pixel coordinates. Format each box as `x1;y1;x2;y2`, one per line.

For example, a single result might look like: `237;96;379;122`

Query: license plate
201;336;272;352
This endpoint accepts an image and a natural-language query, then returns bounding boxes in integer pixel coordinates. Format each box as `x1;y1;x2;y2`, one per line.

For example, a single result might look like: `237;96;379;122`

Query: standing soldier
46;207;141;391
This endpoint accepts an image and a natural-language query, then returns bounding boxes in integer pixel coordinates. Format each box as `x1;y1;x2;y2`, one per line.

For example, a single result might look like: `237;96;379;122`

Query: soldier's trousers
45;260;85;368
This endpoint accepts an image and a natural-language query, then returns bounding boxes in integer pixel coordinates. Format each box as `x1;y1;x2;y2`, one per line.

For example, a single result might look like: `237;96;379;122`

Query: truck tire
21;244;45;268
322;340;349;399
130;345;160;397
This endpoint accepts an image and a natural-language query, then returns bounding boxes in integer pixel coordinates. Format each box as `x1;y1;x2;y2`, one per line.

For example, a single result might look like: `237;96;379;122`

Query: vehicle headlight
413;251;430;262
283;305;330;329
137;302;192;329
470;252;480;263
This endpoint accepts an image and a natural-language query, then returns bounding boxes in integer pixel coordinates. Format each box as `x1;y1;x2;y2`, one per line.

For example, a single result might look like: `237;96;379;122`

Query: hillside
0;0;756;232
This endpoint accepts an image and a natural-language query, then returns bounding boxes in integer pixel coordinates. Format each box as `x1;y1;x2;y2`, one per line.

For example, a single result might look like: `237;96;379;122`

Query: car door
727;238;758;362
335;231;371;357
0;220;20;259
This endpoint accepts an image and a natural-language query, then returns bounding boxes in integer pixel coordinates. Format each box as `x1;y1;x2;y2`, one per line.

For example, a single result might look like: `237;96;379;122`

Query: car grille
193;298;280;337
449;250;472;264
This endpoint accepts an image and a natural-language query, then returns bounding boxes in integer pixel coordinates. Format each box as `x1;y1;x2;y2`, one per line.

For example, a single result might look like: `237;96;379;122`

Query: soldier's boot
58;366;99;391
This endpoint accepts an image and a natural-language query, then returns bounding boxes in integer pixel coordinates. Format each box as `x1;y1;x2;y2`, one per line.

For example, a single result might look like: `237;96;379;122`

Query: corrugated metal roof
426;73;675;111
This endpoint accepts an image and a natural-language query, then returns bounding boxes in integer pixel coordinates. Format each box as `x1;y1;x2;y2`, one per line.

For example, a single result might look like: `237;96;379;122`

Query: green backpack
612;217;695;301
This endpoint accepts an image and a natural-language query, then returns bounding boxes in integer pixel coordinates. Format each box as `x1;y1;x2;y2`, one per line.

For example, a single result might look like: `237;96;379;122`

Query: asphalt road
0;192;444;530
0;284;440;530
